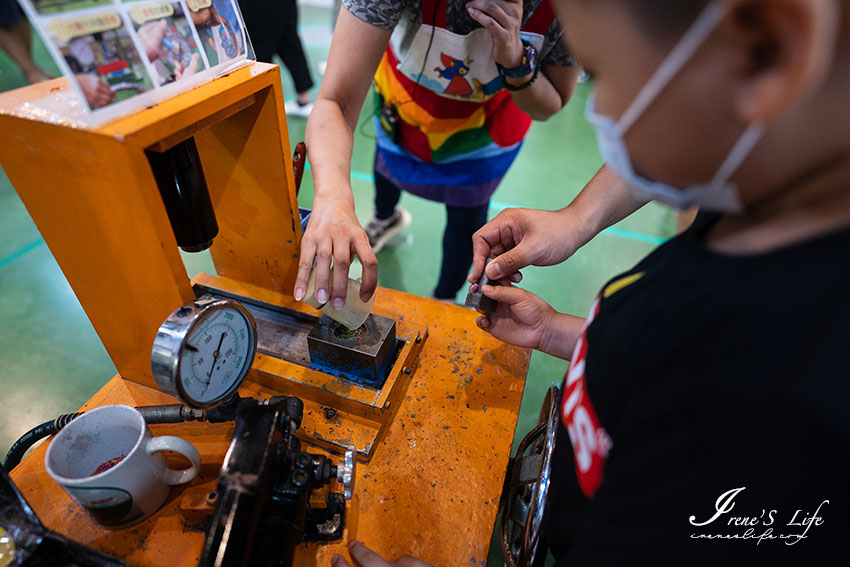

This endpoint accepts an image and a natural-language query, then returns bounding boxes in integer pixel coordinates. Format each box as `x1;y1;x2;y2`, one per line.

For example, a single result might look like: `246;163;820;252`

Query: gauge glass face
178;306;253;404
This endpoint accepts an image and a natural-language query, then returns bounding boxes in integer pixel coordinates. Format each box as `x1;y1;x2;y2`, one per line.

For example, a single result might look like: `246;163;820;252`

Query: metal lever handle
293;142;307;196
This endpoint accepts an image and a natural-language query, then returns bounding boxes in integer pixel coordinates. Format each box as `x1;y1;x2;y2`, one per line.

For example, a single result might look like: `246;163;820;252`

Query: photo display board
17;0;253;124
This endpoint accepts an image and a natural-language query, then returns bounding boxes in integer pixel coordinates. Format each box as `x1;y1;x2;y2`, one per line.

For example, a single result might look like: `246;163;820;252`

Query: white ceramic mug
44;404;200;528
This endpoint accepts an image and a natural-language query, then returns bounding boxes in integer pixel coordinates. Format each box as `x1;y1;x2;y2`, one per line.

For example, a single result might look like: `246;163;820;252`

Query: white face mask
585;1;765;213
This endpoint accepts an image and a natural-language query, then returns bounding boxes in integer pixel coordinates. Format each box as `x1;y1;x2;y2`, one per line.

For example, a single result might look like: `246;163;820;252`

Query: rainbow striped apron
373;0;556;206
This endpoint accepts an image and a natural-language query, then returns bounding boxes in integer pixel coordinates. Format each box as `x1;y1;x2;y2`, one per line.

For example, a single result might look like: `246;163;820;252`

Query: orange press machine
0;62;536;566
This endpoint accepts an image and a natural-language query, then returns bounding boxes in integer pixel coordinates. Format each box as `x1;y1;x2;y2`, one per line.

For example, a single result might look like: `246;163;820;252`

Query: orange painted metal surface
9;292;529;566
193;273;428;461
0;62;532;564
0;63;302;391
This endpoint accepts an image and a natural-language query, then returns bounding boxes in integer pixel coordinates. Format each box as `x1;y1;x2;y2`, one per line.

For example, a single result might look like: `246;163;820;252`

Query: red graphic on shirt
562;297;613;497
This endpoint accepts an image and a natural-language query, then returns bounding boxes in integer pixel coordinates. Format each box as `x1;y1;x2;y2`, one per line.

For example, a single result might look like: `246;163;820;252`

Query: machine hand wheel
499;384;561;567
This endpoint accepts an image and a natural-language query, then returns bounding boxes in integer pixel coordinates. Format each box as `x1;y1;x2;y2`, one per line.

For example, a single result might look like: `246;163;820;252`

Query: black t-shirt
543;214;850;565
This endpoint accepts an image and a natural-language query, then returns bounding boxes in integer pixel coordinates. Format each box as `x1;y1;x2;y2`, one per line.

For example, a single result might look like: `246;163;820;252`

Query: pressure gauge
151;298;257;409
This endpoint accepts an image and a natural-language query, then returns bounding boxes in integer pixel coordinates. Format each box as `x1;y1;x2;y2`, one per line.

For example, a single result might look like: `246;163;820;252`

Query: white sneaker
364;208;412;254
285;99;314;118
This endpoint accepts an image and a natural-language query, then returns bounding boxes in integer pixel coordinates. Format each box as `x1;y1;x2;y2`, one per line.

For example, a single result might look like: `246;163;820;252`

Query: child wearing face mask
329;0;850;565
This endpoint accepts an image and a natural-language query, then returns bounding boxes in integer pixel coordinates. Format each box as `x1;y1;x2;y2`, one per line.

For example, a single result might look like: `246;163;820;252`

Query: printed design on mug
91;454;127;476
65;485;141;526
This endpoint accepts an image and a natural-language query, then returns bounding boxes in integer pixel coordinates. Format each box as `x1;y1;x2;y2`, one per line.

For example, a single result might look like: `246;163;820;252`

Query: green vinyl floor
0;2;675;563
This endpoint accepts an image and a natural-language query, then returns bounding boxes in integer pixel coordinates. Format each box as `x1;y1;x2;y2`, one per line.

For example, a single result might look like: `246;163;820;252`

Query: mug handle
146;436;201;486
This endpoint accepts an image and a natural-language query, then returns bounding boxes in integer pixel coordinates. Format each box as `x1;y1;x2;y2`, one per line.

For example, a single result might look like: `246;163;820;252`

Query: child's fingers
480;283;528;305
469;271;521;294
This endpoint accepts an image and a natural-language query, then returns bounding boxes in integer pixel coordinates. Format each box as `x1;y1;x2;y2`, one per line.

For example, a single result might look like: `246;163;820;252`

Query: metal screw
296;452;312;468
292;468;309;487
404;367;412;375
323;407;338;420
415;336;421;344
206;490;217;504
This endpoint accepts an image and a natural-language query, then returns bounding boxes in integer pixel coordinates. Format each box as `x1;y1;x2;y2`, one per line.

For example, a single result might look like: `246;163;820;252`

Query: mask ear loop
710;123;766;186
617;1;731;135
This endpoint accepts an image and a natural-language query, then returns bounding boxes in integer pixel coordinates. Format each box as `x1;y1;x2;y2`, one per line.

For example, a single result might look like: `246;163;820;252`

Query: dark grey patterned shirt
342;0;576;67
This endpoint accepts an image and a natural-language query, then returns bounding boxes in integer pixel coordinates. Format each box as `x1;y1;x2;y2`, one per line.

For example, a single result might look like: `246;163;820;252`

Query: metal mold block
307;314;397;388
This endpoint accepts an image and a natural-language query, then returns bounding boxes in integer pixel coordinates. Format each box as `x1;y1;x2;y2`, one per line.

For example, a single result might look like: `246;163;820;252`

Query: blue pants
375;168;489;300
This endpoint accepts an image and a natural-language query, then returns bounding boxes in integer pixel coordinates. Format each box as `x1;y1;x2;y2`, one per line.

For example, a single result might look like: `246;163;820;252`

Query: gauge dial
179;305;253;405
151;299;257;408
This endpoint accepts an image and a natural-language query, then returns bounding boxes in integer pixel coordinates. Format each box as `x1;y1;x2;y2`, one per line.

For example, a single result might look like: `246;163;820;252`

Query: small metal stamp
465;259;498;312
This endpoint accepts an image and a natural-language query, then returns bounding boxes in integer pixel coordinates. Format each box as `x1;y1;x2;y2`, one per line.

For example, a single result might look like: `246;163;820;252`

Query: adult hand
175;53;200;80
469;207;584;285
76;73;115;107
473;284;557;350
331;541;432;567
465;0;525;68
294;196;378;308
137;19;168;61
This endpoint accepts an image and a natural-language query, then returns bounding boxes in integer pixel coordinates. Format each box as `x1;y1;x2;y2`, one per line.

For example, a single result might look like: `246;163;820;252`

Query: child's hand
469;207;585;286
473;283;556;350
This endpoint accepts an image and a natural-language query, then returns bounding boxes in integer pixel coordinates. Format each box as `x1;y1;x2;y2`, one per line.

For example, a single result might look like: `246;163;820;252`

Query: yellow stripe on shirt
603;272;645;299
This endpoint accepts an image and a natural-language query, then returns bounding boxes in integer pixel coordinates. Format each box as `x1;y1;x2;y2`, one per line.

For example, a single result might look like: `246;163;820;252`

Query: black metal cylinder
147;137;219;253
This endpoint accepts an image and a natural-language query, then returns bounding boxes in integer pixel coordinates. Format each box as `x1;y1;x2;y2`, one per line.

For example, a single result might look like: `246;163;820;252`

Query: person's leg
0;4;50;84
364;163;410;253
12;15;28;45
239;0;281;64
433;202;490;300
278;0;314;104
373;167;402;220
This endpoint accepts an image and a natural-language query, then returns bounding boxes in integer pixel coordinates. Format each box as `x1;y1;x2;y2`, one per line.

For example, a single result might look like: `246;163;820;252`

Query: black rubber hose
3;404;201;472
3;412;84;472
3;400;246;472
